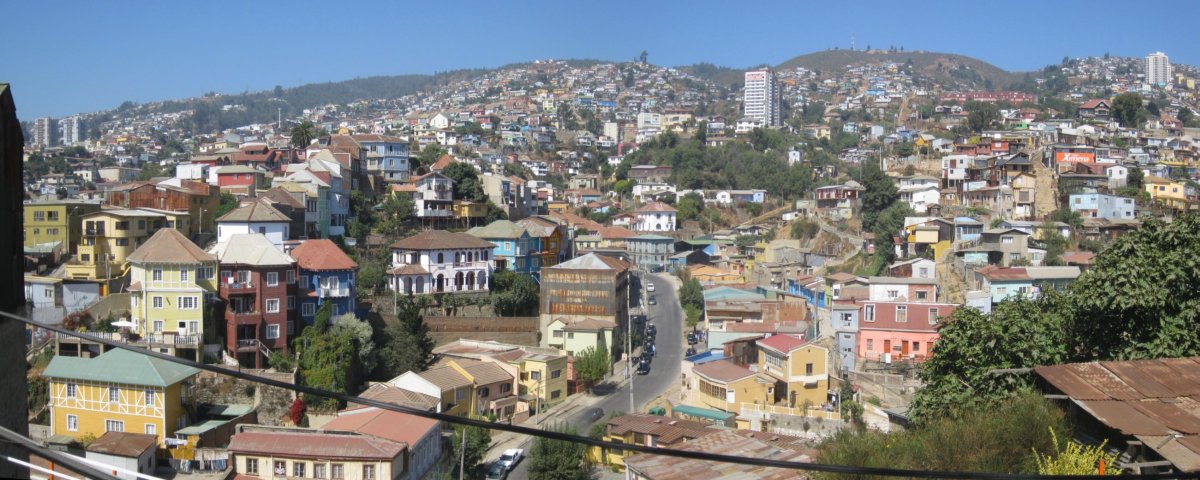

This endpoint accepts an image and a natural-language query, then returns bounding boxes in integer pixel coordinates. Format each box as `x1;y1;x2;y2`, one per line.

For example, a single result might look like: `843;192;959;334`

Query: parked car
648;296;657;306
637;359;651;375
647;282;656;292
647;323;657;336
486;462;508;480
498;449;523;471
687;332;698;345
686;347;697;356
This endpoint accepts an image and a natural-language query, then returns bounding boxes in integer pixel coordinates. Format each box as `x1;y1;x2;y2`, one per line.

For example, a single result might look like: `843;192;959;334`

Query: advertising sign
1056;152;1095;163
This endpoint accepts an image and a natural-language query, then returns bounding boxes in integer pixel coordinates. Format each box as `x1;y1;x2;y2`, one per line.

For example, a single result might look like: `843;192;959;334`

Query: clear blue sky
5;0;1197;119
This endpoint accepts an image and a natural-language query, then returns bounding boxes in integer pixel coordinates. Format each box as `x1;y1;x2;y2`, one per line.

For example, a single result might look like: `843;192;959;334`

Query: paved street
502;271;683;480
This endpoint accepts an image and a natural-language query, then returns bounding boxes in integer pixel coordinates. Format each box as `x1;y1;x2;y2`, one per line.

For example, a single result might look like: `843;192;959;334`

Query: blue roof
685;350;726;365
672;404;735;422
702;286;763;302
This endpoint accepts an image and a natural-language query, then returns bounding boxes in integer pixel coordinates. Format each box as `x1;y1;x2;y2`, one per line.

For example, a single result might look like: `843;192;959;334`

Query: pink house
858;301;957;363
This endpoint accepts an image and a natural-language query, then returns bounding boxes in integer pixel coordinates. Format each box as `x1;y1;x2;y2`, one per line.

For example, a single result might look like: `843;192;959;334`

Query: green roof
175;419;231;436
702;286;764;302
630;234;674;241
43;348;199;387
466;220;528;239
671;404;735;422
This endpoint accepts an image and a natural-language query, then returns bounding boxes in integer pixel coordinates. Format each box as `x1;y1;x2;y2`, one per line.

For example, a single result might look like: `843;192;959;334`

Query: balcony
236;338;260;352
317;287;350;298
143;333;201;347
226;311;262;324
452;261;490;269
223;281;254;293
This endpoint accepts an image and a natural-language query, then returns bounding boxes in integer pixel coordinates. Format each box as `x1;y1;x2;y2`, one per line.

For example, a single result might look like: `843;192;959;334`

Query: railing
55;331;116;342
317;287;350;298
227;311;261;323
739;402;841;421
236;339;259;348
452;261;489;268
223;281;254;291
143;333;200;347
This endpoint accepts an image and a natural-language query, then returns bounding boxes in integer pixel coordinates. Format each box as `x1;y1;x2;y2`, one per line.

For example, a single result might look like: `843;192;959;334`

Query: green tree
136;162;168;181
449;421;492;480
870;202;914;266
490;270;539;316
1126;166;1144;190
213;192;241;220
528;424;590;480
611;179;635;197
684;304;701;330
676;192;705;222
1039;222;1068;266
675;269;704;312
375;295;434;378
1033;428;1122;475
414;145;446;176
966;101;1000;132
1111;92;1145;128
857;161;898;231
1180;106;1196;127
574;346;610;389
293;302;361;410
290;121;320;148
377;194;416;237
441;161;486;202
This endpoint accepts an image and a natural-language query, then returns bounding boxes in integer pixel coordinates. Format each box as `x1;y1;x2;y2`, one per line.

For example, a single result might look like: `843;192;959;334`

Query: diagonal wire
8;310;1200;479
0;424;121;480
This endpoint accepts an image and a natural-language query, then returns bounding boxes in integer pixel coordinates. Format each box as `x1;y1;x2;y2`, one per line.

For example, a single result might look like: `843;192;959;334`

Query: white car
647;282;655;292
498;448;523;471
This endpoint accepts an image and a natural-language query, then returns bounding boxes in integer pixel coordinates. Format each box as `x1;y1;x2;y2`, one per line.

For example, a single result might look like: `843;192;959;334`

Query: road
505;271;683;480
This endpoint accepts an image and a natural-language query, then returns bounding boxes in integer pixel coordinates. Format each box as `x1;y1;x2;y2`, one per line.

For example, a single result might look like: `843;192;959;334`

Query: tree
377;194;416;237
675;269;704;312
293;302;361;410
449;421;492;480
214;192;240;219
574;346;610;388
528;424;590;480
1039;222;1068;266
290;121;320;148
1112;92;1145;128
1180;106;1196;126
375;295;434;378
966;101;1000;132
1126;166;1144;190
490;270;539;316
676;192;705;222
684;304;701;330
871;202;915;266
858;161;898;231
441;161;486;202
414;145;446;176
611;179;635;197
1034;429;1122;475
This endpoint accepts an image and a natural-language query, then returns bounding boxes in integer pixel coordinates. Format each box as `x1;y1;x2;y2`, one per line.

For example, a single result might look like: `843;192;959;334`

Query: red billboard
1056;152;1095;163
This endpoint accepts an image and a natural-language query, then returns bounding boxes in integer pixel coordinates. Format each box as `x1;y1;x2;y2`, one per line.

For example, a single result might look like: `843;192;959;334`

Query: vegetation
675;269;704;313
818;391;1068;478
1033;429;1121;475
293;303;362;410
1112;92;1146;128
375;296;435;378
213;192;240;220
790;218;820;239
441;161;487;203
448;420;493;480
574;346;610;388
684;304;701;330
675;192;705;222
965;101;1001;132
290;121;320;148
490;270;540;316
528;423;591;480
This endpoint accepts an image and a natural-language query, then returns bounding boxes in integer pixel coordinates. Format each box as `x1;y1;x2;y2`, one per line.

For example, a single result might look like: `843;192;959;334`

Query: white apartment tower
33;117;56;148
1146;52;1172;86
743;69;782;127
59;116;83;146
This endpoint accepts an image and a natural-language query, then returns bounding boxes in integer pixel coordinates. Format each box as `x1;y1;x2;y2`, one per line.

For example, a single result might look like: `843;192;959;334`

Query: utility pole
458;426;467;480
626;268;634;414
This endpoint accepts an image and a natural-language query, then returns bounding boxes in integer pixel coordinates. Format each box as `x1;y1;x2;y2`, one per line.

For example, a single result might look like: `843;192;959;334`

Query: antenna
851;32;856;51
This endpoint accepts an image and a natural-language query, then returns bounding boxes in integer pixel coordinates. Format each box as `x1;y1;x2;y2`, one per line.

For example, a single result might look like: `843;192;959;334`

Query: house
867;276;939;303
387;230;494;295
209;234;297;368
23;199;101;256
1069;193;1136;220
957;228;1039;266
44;348;200;445
411;172;456;219
814;181;865;219
974;266;1080;304
887;258;936;279
215;199;291;249
1077;99;1111;120
1035;357;1200;474
215;165;262;196
540;253;631;359
353;134;411;184
1011;172;1037;219
433;339;569;406
466;220;540;276
24;276;101;325
289;239;358;322
324;407;444;480
126;228;218;361
104;179;219;238
277;153;351;237
755;335;830;410
689;359;772;418
65;208;168;282
1143;175;1191;211
632;202;677;232
85;431;157;480
395;360;522;420
228;428;407;480
859;301;957;363
590;414;713;470
626;234;673;272
832;304;860;372
517;216;568;267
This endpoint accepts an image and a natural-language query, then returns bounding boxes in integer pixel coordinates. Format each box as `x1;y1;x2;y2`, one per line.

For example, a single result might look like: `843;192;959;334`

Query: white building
632;201;677;232
59;116;84;146
743;69;781;127
387;230;495;295
1146;52;1173;86
215;199;291;249
34;116;56;147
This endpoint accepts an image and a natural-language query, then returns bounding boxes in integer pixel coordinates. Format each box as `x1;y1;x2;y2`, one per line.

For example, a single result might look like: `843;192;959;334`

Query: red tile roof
390;230;494;250
324;407;440;448
289;239;358;271
229;430;405;460
693;359;755;383
756;334;807;354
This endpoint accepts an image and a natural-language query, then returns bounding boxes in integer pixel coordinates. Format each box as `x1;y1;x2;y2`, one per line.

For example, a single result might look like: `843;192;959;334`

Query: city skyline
5;0;1197;119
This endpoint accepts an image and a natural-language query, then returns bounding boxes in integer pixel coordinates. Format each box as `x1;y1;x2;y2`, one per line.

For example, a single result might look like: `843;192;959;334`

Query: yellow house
126;228;219;361
405;360;521;420
546;317;614;358
690;359;772;417
452;200;487;221
229;429;406;480
546;201;570;214
755;335;830;409
23;199;101;255
689;265;743;285
588;414;713;470
1144;175;1192;211
65;208;167;283
43;348;199;446
432;339;570;406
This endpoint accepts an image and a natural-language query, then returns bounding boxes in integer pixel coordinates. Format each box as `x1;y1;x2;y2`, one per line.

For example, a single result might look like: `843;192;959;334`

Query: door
901;340;910;356
883;339;891;355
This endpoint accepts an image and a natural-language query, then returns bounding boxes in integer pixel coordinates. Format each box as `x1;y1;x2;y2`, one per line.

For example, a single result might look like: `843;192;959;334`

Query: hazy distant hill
677;63;747;87
777;49;1029;89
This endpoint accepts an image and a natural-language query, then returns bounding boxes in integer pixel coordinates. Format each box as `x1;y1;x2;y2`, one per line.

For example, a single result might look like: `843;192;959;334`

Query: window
33;211;45;221
887;289;899;299
302;303;315;316
479;387;490;397
115;238;129;247
266;325;280;340
179;268;189;282
456;389;467;401
115;221;129;231
152;268;162;281
105;420;124;432
551;390;562;400
806;363;814;375
552;330;563;338
362;464;375;480
288;296;295;309
531;371;542;381
266;299;280;313
313;463;326;479
151;295;164;309
66;415;78;432
331;464;344;480
917;290;928;300
929;308;940;325
153;320;163;332
551;369;562;379
896;305;908;323
866;339;874;351
913;341;921;352
180;296;198;310
109;387;119;403
246;458;258;475
1001;235;1014;244
267;272;278;286
918;267;929;277
199;266;214;279
145;423;156;436
567;332;575;339
237;270;250;285
287;270;295;284
293;462;305;478
501;383;511;393
274;461;286;477
864;305;875;322
300;275;309;286
288;320;295;336
145;390;155;406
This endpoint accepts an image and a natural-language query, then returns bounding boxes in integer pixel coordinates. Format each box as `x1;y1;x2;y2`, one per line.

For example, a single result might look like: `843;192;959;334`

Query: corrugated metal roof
44;348;199;387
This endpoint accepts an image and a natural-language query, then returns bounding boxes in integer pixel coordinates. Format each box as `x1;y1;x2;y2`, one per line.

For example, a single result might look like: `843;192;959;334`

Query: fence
425;316;538;333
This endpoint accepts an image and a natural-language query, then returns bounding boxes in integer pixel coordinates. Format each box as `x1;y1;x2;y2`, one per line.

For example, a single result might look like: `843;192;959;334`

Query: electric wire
8;310;1200;479
0;424;121;480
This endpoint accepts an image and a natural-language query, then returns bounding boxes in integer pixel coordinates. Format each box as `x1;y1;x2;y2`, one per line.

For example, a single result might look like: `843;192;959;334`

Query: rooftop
391;230;495;251
289;239;358;271
126;228;215;265
228;430;405;461
44;348;199;387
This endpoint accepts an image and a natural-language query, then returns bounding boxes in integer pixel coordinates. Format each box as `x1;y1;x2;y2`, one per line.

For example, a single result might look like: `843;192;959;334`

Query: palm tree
290;121;320;148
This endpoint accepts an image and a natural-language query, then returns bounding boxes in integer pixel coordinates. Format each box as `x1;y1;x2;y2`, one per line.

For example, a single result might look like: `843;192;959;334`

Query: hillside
777;49;1029;90
677;63;747;88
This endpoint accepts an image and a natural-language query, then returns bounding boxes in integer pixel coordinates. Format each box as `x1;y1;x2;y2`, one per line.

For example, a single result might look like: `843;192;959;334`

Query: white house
395;172;455;219
215;199;291;249
889;258;937;280
428;113;451;130
632;202;677;232
84;431;157;480
898;184;942;213
1106;164;1129;189
387;230;495;295
632;182;676;202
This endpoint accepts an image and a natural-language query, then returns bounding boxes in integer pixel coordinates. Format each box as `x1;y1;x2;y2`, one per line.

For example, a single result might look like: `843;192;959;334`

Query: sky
5;0;1198;119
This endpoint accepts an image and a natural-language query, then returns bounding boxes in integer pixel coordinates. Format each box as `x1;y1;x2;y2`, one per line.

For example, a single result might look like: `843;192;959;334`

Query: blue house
466;220;541;276
954;216;984;242
787;275;827;308
289;239;358;324
627;234;674;272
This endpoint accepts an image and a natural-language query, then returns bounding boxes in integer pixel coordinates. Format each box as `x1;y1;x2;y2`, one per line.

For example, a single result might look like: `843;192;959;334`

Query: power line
0;425;121;480
9;310;1200;479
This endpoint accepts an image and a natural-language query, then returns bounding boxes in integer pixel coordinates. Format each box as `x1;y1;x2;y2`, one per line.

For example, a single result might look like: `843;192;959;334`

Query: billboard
1056;152;1095;163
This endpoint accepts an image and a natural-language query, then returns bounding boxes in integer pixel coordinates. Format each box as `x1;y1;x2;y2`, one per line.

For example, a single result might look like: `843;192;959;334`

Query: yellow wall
49;379;186;446
24;202;101;251
235;453;401;480
785;346;830;408
129;262;217;340
519;357;568;406
66;211;162;280
693;374;769;414
1145;179;1189;209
